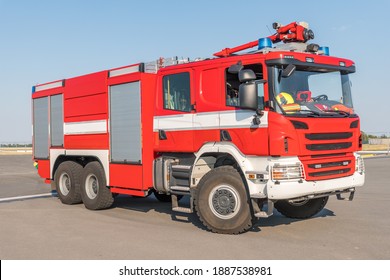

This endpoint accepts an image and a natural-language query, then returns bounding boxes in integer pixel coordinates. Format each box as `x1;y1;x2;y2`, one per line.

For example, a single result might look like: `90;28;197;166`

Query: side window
225;64;264;108
257;82;265;110
163;72;191;112
226;71;240;106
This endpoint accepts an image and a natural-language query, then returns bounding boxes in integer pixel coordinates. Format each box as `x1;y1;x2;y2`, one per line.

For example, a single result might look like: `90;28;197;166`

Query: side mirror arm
265;100;275;110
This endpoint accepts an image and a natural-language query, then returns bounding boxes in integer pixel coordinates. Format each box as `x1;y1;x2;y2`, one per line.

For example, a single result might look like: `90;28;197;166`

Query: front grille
308;160;351;169
306;142;352;151
305;132;352;140
300;155;355;181
300;129;356;180
311;153;346;158
308;168;351;178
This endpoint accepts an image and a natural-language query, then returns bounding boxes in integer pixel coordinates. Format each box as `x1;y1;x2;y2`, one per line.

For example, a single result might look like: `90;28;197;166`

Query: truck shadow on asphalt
253;208;335;231
112;195;335;233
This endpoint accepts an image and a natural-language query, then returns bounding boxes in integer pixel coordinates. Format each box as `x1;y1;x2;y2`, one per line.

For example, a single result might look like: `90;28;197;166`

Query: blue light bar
258;37;272;50
319;46;330;56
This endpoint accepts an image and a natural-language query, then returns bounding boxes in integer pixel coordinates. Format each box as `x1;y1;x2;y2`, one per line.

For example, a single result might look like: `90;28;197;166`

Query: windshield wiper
295;110;321;117
324;110;351;117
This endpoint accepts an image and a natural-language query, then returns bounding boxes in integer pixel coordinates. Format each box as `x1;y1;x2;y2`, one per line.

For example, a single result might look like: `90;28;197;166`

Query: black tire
153;190;183;202
54;161;83;205
275;196;329;219
194;166;253;234
80;161;113;210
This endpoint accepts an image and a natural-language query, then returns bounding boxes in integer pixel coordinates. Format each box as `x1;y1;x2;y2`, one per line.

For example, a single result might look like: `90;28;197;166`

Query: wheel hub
59;173;71;195
209;185;240;219
85;174;98;199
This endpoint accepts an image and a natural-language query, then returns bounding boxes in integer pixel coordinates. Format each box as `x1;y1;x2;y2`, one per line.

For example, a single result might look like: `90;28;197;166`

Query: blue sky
0;0;389;142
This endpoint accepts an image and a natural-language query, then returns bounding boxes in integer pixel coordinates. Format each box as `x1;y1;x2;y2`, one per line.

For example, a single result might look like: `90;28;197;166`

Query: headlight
271;163;304;181
355;156;365;175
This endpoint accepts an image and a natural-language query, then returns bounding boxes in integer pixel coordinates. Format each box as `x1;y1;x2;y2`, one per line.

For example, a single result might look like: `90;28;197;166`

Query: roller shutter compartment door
109;81;142;163
33;97;49;159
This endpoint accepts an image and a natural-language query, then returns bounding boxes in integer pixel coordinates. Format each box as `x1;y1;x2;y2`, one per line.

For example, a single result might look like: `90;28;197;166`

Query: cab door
192;67;223;150
154;69;195;152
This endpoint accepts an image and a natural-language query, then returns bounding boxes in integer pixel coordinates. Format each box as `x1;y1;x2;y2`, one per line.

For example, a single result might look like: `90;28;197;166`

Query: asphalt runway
0;155;389;260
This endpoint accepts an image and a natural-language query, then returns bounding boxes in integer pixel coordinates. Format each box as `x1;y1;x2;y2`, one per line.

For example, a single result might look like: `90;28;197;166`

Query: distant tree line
0;144;32;147
361;131;389;144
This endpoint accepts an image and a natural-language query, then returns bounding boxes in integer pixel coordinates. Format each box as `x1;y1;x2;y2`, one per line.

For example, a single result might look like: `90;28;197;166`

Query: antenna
266;25;272;35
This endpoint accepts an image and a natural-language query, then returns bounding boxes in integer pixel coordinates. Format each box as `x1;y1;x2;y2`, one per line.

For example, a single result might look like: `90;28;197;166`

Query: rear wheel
275;196;329;219
80;161;113;210
194;166;253;234
54;161;83;205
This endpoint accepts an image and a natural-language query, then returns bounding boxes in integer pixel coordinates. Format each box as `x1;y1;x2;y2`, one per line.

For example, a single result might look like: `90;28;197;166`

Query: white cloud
333;25;350;32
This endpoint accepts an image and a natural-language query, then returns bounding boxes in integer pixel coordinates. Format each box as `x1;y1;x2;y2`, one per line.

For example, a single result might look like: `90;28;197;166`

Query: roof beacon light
258;37;272;50
319;46;330;56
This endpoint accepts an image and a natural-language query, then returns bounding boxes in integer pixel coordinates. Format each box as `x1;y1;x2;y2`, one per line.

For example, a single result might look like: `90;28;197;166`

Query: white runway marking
0;172;37;177
0;193;53;202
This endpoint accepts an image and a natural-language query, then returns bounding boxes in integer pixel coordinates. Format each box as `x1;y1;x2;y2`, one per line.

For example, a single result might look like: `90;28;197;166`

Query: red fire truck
32;21;365;234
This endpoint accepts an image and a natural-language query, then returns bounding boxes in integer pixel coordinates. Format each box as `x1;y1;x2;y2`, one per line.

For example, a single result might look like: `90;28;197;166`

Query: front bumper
266;154;365;200
267;171;364;200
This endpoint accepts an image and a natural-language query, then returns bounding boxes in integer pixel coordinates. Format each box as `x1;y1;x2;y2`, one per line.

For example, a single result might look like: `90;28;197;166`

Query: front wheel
194;166;254;234
80;161;114;210
274;196;329;219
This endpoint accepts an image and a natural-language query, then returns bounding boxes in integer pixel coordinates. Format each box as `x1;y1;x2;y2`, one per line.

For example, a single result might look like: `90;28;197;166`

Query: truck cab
152;24;364;234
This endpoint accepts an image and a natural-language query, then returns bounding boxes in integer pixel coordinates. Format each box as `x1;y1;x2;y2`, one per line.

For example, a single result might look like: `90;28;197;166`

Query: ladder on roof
144;56;191;73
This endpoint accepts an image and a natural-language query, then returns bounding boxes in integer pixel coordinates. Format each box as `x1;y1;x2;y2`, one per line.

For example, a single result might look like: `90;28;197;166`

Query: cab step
172;207;193;213
170;185;190;192
171;192;193;214
252;199;274;218
170;185;191;196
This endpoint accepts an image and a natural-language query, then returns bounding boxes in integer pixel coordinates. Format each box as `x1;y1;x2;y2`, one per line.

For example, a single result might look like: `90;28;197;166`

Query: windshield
272;66;354;117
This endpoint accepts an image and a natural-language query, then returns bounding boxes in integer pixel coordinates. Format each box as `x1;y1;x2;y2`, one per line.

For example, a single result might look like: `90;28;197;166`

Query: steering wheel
227;83;238;97
312;94;328;101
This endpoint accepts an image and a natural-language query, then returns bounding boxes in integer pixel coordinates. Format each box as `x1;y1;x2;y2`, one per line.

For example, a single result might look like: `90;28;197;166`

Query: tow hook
336;188;355;201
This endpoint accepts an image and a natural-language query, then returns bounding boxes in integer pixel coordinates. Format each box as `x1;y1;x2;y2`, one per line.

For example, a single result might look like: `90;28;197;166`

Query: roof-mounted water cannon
269;21;314;43
213;21;316;57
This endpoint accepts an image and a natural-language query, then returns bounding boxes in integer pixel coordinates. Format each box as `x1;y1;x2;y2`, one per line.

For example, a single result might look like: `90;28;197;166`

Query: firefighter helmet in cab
276;92;301;112
276;92;294;105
